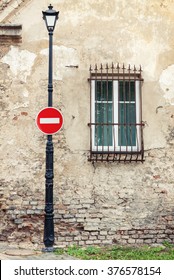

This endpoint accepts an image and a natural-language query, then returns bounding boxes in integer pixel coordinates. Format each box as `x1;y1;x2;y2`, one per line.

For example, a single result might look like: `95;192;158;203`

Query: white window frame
91;80;141;152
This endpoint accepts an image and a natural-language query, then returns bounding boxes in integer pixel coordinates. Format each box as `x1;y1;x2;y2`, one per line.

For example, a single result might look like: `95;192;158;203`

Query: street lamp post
42;4;59;252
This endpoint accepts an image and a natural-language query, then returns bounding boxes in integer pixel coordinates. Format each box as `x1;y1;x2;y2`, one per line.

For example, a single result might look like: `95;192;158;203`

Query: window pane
95;103;113;123
46;15;56;27
95;103;113;146
95;81;113;101
118;103;136;146
119;81;135;101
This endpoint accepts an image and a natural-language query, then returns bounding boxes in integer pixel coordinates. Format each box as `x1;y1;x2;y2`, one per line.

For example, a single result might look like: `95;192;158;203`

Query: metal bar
91;151;143;155
44;30;54;251
112;62;116;158
106;63;109;156
100;64;104;157
117;63;121;162
89;122;144;126
88;73;143;80
95;64;98;162
122;64;128;161
128;65;131;150
134;65;138;157
48;31;53;107
140;65;144;156
89;65;92;161
88;157;144;162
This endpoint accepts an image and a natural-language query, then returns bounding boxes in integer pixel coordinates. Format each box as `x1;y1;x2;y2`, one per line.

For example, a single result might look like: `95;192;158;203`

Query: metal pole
43;30;54;251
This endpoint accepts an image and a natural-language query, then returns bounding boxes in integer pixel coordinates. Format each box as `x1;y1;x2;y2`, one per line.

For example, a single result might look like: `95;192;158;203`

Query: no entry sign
36;107;63;135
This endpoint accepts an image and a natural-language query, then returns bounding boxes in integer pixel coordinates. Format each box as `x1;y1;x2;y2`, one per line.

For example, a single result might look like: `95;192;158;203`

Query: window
88;63;144;162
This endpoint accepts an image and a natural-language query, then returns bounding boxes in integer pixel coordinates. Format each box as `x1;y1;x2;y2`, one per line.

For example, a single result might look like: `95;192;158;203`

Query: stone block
86;240;94;245
98;235;106;240
55;242;67;248
103;240;112;245
91;231;99;235
74;236;82;241
59;231;69;237
26;210;34;215
63;214;74;219
144;239;153;244
121;240;128;245
108;231;116;235
141;235;154;239
100;231;107;235
148;230;158;234
156;239;164;244
135;239;144;244
80;199;94;204
65;237;73;242
14;219;23;225
156;234;166;238
62;218;76;223
30;201;38;206
128;230;136;234
128;239;136;244
57;237;66;242
82;204;91;209
77;218;85;223
82;232;89;236
165;229;173;234
122;235;129;239
58;210;66;214
22;201;30;205
131;234;139;239
93;240;101;244
81;235;88;241
89;235;97;240
84;226;99;231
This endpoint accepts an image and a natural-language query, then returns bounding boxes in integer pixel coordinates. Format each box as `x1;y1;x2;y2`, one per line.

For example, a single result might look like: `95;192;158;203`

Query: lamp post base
42;247;55;253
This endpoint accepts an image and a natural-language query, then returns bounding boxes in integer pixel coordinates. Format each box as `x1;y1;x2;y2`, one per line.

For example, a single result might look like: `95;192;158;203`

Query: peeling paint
40;45;79;80
22;89;29;98
12;102;29;110
1;46;36;82
159;65;174;105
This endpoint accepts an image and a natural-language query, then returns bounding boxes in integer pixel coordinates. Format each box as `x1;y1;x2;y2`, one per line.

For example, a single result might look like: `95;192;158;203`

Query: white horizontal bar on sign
40;118;60;124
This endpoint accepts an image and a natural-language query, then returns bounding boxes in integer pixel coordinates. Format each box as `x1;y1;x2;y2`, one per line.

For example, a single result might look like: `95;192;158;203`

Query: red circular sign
36;107;63;135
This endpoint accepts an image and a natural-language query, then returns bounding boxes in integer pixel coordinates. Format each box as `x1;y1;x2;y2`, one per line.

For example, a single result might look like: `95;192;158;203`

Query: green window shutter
95;81;113;147
118;81;136;147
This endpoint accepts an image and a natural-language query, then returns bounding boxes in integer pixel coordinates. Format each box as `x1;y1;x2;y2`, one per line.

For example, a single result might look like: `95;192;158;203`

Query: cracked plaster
159;65;174;105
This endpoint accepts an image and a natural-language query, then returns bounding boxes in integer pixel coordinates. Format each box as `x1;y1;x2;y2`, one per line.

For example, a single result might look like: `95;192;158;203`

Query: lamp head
42;4;59;32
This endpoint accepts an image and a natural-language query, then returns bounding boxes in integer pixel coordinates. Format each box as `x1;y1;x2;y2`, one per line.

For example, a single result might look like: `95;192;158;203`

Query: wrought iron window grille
88;63;144;163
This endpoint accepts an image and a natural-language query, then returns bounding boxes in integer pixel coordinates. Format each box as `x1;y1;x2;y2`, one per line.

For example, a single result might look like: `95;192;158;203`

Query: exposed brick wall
1;198;174;247
1;147;174;247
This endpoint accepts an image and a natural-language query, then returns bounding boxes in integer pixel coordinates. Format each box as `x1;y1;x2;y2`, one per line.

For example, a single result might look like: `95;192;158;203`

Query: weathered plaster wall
1;0;174;247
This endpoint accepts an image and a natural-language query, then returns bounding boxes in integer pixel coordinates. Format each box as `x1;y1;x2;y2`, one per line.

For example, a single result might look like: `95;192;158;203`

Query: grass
55;242;174;260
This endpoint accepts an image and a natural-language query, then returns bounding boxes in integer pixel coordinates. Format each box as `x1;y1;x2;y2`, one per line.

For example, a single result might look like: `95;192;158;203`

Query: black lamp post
42;4;59;252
